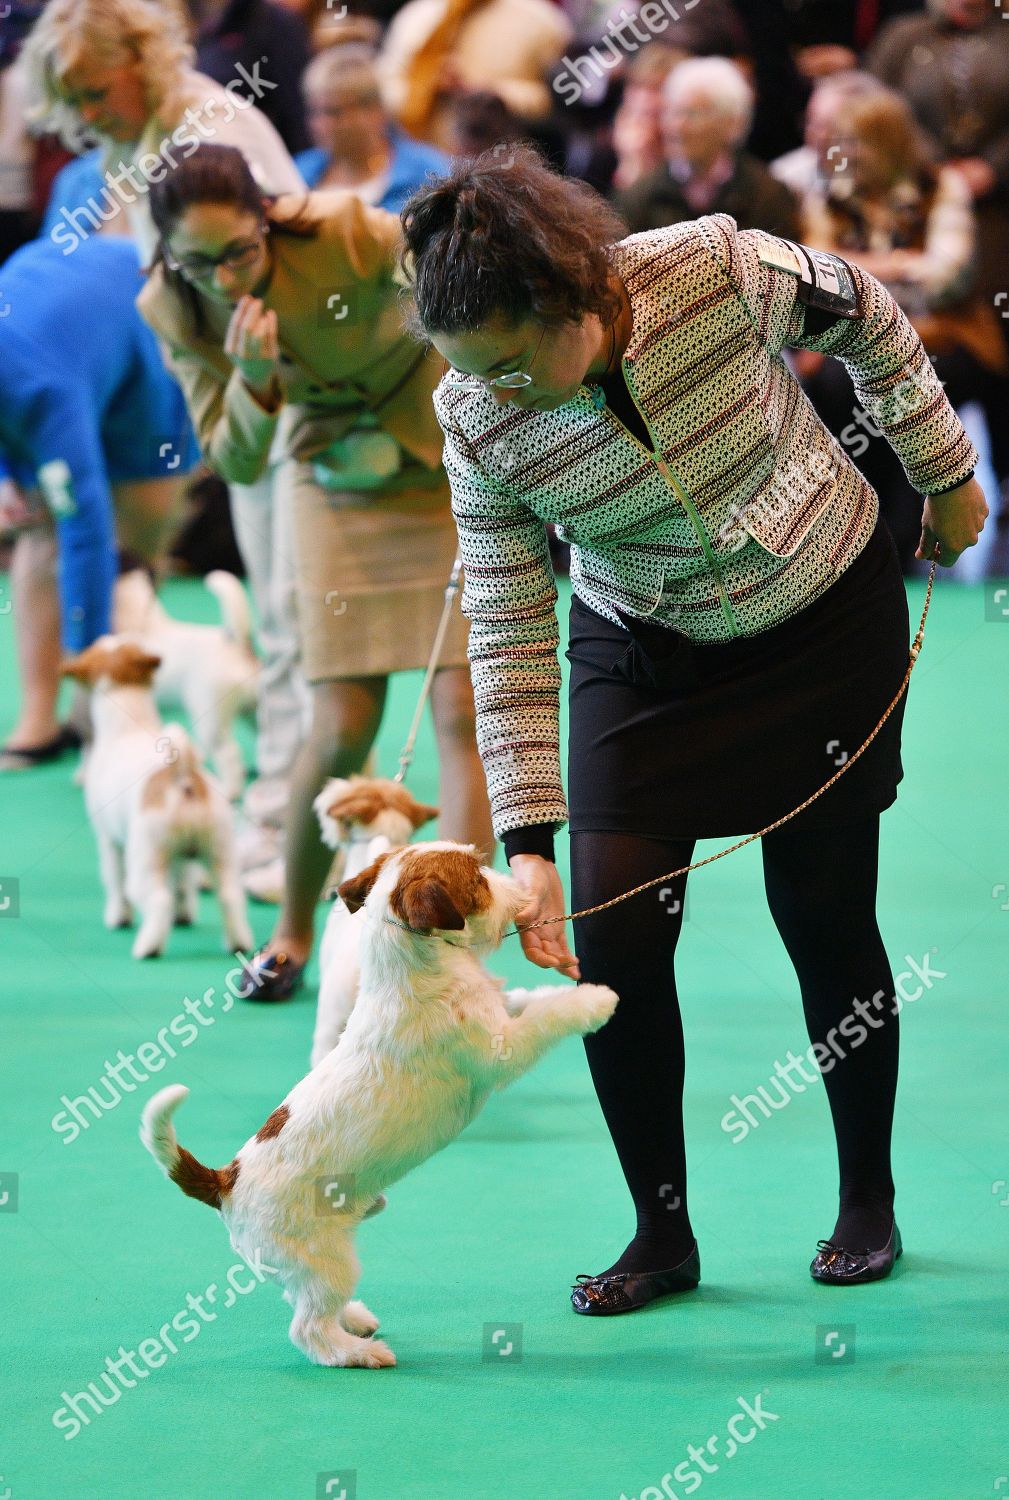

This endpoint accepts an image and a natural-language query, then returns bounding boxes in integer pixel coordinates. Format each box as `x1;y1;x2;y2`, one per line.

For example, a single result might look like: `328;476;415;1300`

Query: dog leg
211;841;254;953
97;832;131;928
340;1299;380;1337
131;876;174;959
212;732;246;804
287;1244;395;1368
489;984;619;1085
174;862;201;926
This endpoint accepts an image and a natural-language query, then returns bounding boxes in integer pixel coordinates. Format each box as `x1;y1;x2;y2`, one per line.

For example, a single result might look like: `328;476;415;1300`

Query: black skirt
565;519;912;838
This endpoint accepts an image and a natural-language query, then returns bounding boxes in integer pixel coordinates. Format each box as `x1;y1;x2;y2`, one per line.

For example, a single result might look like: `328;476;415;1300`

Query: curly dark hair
400;145;628;336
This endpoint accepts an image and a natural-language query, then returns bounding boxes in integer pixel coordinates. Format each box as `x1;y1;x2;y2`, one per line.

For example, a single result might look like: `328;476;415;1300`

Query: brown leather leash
514;548;940;936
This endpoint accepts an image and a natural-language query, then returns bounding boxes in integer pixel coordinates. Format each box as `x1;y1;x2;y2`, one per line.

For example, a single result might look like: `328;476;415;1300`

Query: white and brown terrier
141;841;618;1368
114;568;258;802
63;638;252;959
311;775;439;1067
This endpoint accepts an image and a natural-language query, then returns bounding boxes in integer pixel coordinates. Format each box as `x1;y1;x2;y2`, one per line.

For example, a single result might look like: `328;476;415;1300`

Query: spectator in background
771;69;884;203
0;233;198;769
867;0;1009;511
616;56;799;239
444;89;523;160
798;86;1008;570
779;0;923;83
23;0;309;893
296;45;449;209
0;2;44;262
274;0;396;35
608;44;675;195
378;0;572;150
188;0;313;155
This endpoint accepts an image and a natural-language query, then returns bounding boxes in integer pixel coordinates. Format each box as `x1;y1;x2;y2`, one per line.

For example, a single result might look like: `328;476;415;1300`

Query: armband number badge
758;239;862;320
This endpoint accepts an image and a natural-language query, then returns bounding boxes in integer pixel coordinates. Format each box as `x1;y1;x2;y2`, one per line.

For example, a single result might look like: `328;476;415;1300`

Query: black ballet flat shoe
570;1241;701;1316
235;948;306;1003
809;1222;902;1285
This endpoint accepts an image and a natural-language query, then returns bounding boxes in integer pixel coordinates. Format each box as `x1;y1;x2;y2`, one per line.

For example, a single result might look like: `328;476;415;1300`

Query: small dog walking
141;841;618;1368
64;638;253;959
114;568;258;801
311;775;439;1066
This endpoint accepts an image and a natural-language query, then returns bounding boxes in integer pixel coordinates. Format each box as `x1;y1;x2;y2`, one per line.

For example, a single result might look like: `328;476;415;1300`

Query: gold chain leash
515;551;940;935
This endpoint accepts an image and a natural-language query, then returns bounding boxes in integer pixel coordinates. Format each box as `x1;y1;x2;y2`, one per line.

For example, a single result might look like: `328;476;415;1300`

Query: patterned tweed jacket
435;214;978;840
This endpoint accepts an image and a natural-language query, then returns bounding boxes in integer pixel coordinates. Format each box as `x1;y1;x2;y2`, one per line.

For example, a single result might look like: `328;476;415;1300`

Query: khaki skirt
279;458;470;683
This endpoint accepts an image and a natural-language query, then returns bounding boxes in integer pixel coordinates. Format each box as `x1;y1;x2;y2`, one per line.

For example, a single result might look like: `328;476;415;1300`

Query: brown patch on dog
325;777;439;833
62;639;162;687
169;1148;240;1210
390;848;492;933
255;1102;290;1142
338;848;395;913
140;752;211;810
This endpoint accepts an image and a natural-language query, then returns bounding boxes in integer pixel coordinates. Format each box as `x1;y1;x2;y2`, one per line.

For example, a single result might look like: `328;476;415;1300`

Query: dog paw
573;983;619;1032
341;1299;380;1336
104;903;132;929
131;932;165;959
355;1337;396;1368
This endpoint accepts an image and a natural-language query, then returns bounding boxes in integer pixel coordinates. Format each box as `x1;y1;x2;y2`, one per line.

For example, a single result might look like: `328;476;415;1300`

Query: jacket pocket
733;435;840;558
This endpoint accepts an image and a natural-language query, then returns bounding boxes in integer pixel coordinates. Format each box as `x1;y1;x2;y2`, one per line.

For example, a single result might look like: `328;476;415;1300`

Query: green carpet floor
2;570;1007;1500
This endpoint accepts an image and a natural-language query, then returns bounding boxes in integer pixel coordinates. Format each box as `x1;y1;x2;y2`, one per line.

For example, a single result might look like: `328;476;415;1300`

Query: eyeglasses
445;327;546;391
163;226;269;283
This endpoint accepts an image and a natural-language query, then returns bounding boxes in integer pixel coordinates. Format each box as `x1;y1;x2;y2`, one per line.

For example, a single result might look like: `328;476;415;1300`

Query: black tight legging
570;815;899;1268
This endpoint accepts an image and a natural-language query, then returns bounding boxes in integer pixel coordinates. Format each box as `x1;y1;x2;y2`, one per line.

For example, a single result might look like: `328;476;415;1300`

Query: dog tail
140;1085;239;1210
205;570;254;655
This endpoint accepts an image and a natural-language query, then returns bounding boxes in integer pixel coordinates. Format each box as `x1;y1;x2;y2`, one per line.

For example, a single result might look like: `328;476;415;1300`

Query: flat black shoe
810;1222;902;1285
571;1241;700;1316
0;725;78;771
235;948;306;1003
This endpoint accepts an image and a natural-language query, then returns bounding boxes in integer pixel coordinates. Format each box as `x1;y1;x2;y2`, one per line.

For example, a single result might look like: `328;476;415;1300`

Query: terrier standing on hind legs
140;841;619;1368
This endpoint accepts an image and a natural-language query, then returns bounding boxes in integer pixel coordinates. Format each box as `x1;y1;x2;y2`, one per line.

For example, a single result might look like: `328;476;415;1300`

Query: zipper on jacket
597;369;742;639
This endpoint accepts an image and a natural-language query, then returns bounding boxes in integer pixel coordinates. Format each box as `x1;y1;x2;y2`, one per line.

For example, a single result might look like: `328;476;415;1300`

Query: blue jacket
0;234;198;650
295;129;450;214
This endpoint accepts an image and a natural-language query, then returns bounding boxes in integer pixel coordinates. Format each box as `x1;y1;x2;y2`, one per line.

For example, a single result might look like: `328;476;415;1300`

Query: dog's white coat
141;841;618;1367
114;569;257;801
311;777;436;1068
74;639;252;958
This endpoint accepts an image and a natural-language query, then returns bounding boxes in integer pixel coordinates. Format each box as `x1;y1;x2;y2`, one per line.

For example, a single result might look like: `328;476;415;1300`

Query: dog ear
338;850;393;913
111;644;162;686
407;800;440;831
61;654;89;681
395;877;466;932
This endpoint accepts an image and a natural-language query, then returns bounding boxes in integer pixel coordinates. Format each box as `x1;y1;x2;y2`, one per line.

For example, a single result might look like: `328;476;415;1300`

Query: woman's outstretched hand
224;295;280;406
509;853;581;979
917;477;988;566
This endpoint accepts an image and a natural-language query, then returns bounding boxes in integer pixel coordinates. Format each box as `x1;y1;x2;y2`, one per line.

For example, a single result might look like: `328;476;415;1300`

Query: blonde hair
22;0;194;148
843;89;929;188
663;56;754;141
302;45;382;111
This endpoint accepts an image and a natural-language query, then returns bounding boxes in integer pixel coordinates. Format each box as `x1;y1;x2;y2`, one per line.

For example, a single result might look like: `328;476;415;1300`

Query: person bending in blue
0;230;199;769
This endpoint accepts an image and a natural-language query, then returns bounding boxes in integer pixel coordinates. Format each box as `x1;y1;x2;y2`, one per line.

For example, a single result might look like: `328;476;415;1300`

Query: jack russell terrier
63;638;253;959
140;841;618;1368
114;568;258;802
311;775;439;1067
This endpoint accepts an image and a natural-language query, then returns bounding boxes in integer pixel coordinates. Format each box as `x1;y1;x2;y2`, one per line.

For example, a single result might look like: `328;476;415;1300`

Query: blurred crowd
0;0;1006;886
3;0;1008;572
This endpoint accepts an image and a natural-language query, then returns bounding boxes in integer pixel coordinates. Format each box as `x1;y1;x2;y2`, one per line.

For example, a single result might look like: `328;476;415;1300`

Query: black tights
570;815;899;1274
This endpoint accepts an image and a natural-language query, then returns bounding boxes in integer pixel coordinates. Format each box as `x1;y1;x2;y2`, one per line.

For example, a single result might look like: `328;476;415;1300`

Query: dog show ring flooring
2;566;1007;1500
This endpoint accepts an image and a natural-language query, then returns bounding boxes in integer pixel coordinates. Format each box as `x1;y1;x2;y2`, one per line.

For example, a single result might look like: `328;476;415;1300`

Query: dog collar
380;915;470;948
